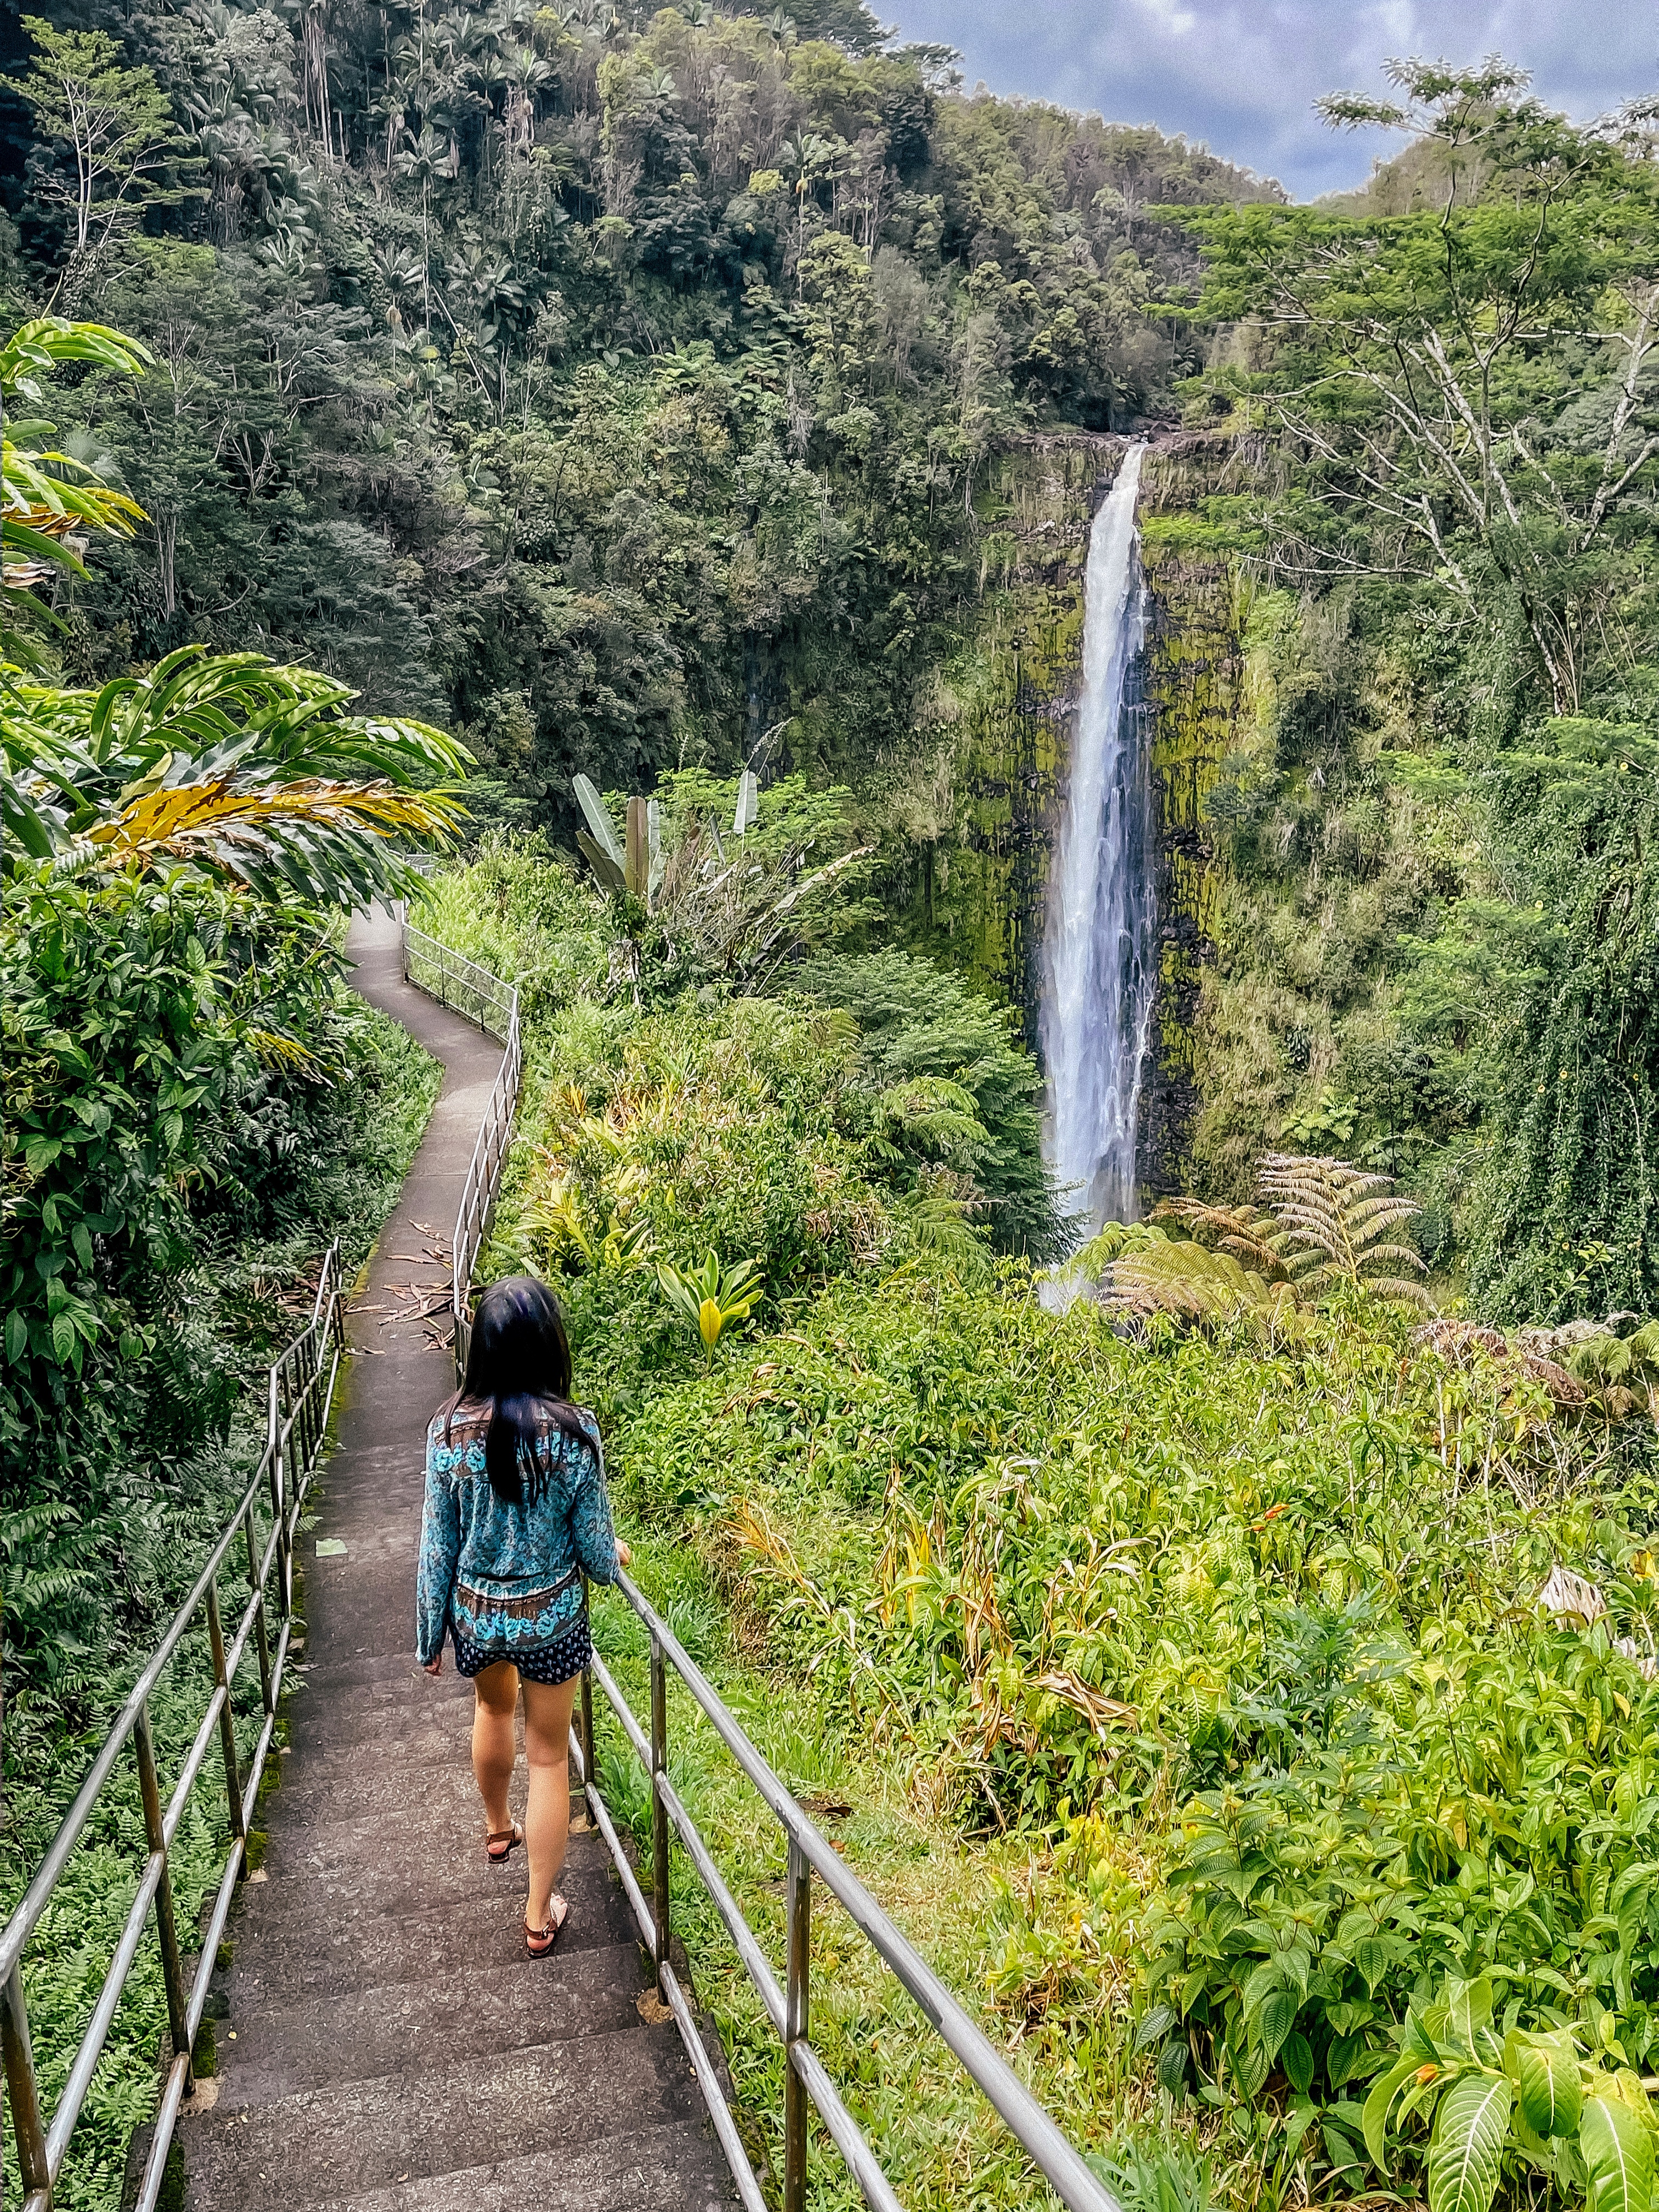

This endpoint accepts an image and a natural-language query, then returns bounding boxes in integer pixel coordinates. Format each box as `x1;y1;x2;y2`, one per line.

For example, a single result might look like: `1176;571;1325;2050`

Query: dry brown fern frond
1413;1317;1585;1405
1256;1153;1431;1308
1152;1196;1290;1279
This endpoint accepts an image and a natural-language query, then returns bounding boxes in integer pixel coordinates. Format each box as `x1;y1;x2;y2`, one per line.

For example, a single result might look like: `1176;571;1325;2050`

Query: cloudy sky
882;1;1656;200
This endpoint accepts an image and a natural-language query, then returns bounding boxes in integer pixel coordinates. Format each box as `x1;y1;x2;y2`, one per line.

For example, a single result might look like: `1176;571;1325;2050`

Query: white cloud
1131;0;1201;35
885;0;1653;196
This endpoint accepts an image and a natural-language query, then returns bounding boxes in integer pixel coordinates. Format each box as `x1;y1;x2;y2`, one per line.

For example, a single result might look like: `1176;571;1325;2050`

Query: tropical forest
5;2;1659;2209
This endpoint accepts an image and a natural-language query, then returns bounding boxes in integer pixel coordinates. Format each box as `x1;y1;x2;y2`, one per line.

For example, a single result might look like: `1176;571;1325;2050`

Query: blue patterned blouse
415;1399;620;1666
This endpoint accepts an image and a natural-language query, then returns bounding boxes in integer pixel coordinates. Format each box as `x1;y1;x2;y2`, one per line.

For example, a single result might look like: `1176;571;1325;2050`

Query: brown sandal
486;1822;523;1865
525;1897;569;1957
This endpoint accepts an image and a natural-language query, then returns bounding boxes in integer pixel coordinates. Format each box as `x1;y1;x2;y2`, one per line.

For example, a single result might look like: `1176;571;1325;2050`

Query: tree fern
1152;1196;1290;1279
1085;1224;1297;1328
1256;1153;1431;1307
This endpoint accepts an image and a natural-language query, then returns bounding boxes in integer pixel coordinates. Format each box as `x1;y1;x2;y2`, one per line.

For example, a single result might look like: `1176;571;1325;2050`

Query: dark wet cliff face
890;431;1244;1200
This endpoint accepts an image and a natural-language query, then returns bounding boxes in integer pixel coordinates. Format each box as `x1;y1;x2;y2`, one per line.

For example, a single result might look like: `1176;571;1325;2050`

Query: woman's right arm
416;1427;461;1667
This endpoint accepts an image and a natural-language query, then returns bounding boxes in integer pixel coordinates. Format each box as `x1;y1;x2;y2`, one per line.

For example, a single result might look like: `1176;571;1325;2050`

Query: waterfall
1040;444;1157;1240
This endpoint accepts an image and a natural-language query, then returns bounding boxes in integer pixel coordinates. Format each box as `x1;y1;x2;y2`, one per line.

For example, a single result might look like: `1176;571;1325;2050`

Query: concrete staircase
177;907;733;2212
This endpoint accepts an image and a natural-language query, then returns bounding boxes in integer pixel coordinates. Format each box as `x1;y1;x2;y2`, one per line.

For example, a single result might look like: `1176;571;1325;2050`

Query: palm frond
80;777;465;902
3;645;471;905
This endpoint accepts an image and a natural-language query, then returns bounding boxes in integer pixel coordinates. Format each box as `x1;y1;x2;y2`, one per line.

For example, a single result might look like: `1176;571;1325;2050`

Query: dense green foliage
13;19;1659;2212
396;831;1659;2212
0;0;1273;818
2;992;435;2210
1180;69;1659;1315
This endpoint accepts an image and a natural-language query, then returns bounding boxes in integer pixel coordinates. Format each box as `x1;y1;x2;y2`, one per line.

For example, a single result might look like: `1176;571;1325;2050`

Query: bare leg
522;1675;579;1932
471;1661;520;1838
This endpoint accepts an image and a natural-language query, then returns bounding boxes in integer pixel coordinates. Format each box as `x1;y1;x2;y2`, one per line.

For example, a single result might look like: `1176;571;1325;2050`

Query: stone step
266;1743;486;1829
279;1720;473;1776
181;2023;719;2211
283;1652;471;1699
298;2121;736;2212
273;2106;734;2212
211;1939;651;2106
252;1796;629;1914
221;1849;639;1997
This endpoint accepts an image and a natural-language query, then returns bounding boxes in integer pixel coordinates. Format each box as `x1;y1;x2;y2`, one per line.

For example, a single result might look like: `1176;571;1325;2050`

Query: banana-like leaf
0;317;153;400
625;794;648;898
1582;2095;1655;2212
1505;2032;1583;2140
573;772;624;866
732;768;758;836
576;828;628;896
647;797;664;903
1427;2076;1511;2212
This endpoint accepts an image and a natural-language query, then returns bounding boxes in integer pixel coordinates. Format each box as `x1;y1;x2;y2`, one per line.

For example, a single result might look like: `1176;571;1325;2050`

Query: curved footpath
178;904;733;2211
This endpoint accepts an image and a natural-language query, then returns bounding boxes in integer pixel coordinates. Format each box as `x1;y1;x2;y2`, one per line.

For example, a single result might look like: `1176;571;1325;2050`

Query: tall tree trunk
156;512;177;617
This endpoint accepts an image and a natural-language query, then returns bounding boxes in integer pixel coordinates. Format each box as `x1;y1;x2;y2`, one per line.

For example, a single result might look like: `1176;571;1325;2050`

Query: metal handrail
396;917;1111;2205
399;920;515;1041
1;1243;348;2212
398;919;522;1379
575;1571;1120;2212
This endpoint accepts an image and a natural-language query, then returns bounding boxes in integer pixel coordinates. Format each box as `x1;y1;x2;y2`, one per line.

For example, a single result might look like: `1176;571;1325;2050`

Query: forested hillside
0;0;1272;802
1174;69;1659;1317
12;15;1659;2212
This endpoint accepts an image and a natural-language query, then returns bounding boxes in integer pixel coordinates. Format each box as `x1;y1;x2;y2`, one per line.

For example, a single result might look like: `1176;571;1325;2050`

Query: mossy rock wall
890;431;1243;1195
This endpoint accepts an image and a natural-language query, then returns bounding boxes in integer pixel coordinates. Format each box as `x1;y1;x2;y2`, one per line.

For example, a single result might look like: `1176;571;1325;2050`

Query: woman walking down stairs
176;905;733;2210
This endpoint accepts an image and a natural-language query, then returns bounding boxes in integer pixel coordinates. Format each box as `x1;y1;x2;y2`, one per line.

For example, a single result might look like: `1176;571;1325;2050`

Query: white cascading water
1040;443;1158;1241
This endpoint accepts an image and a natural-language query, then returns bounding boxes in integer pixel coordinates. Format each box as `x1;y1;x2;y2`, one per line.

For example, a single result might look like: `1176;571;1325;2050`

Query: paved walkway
179;905;733;2211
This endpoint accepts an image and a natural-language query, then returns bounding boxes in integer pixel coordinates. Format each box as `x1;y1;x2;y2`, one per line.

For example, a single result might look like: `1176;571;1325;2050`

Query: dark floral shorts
450;1611;592;1686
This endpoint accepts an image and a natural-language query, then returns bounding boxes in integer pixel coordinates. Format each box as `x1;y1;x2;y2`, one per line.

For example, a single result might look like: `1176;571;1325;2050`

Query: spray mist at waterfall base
1039;445;1158;1311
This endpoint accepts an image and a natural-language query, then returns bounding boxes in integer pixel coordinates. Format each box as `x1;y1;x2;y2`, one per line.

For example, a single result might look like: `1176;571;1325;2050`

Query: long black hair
441;1276;589;1508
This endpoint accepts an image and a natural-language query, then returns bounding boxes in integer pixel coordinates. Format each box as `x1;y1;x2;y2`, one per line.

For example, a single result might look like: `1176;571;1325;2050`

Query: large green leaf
1447;1976;1496;2052
575;827;627;896
1363;2052;1423;2169
1426;2075;1511;2212
573;773;624;866
1257;1988;1296;2062
1581;2096;1655;2212
1506;2033;1583;2140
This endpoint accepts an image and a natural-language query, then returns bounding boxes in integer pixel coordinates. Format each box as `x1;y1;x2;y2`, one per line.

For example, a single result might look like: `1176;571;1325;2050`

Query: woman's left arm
569;1420;627;1582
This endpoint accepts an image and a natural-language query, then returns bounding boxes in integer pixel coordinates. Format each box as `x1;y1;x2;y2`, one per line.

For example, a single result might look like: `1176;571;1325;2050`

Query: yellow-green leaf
1427;2075;1511;2212
1582;2095;1655;2212
1506;2032;1582;2140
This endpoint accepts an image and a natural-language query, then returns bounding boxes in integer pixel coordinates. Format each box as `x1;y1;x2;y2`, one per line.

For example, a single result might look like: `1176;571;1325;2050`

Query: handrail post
579;1663;596;1804
784;1835;811;2212
134;1703;194;2097
205;1579;245;1846
267;1372;290;1618
3;1960;50;2203
650;1633;670;1987
245;1502;274;1716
